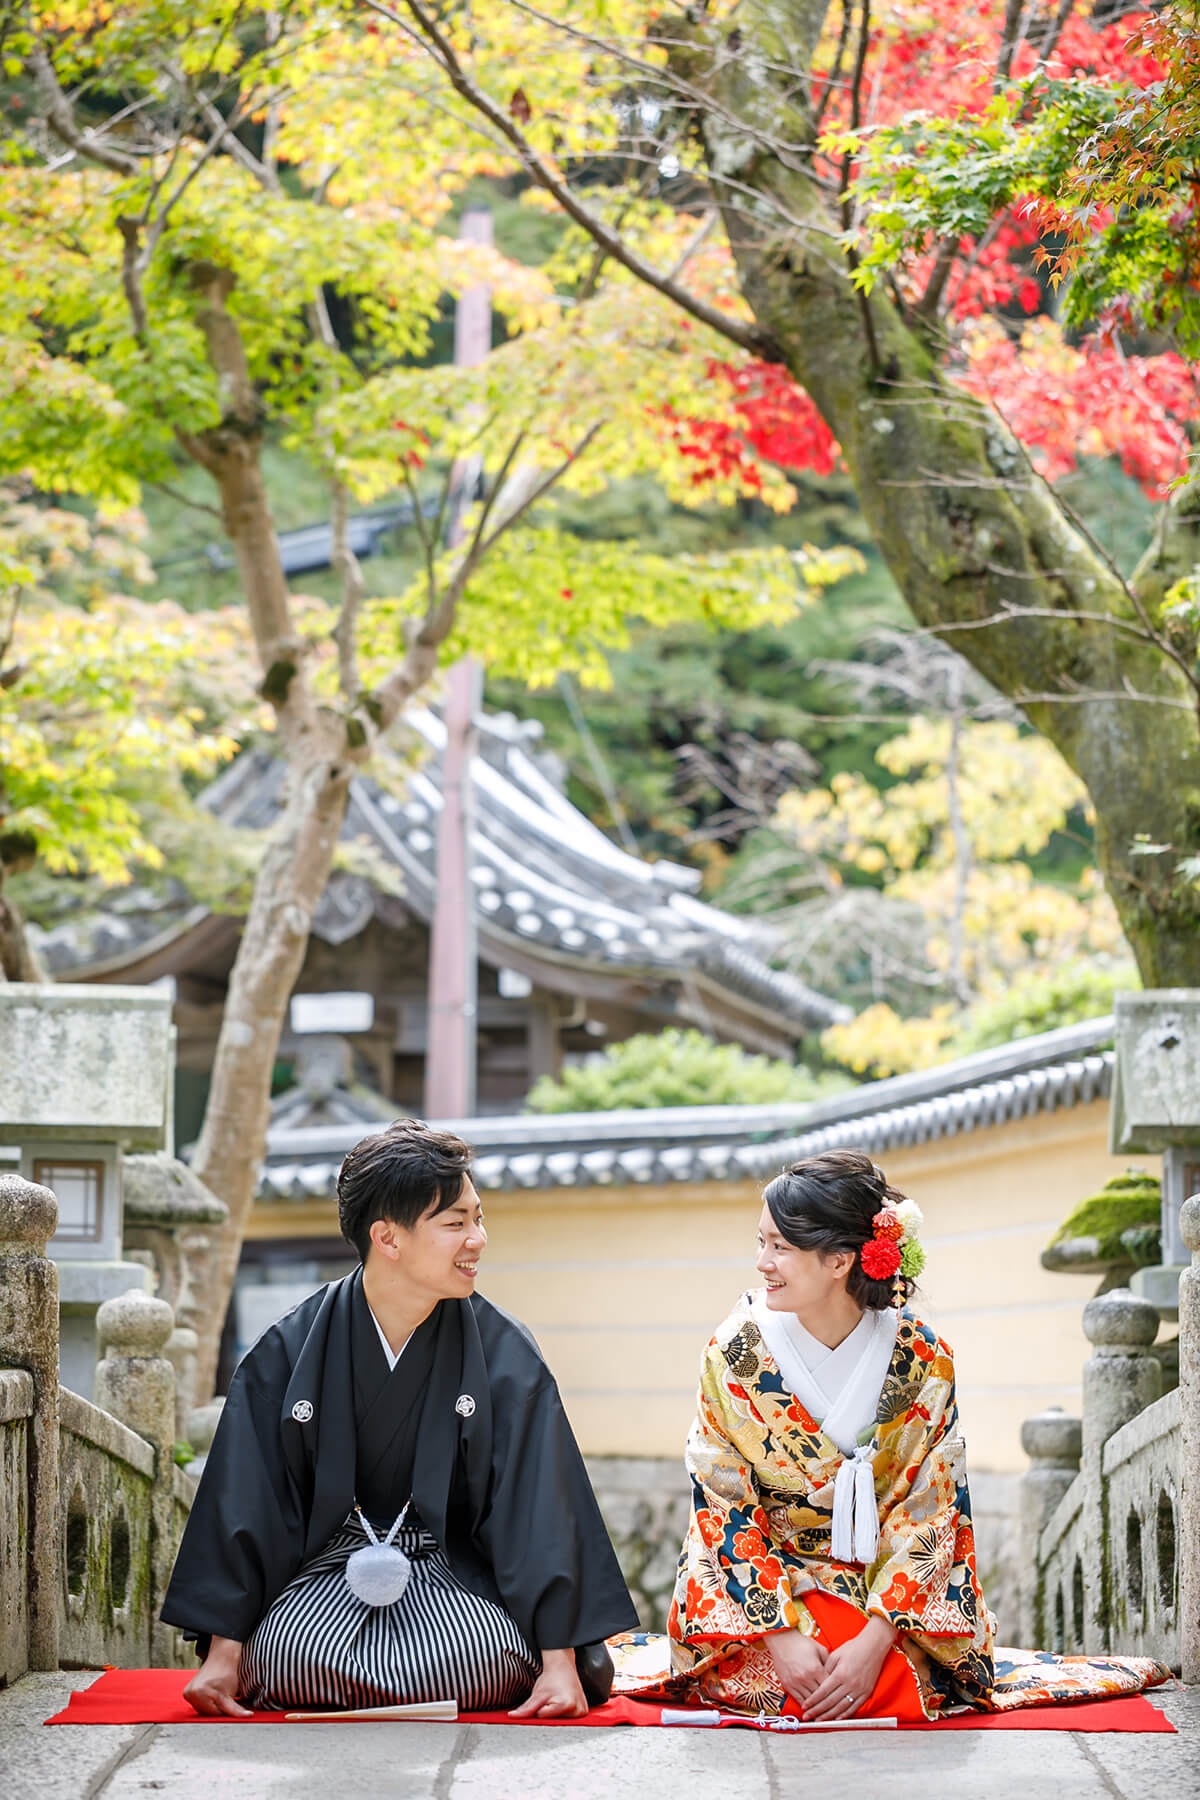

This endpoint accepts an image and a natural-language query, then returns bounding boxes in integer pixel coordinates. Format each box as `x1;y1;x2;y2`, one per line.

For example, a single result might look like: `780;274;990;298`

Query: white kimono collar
751;1296;898;1566
751;1296;897;1455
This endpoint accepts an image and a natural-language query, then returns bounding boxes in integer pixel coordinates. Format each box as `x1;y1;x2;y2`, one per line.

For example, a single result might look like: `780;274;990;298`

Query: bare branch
814;0;855;129
915;237;958;322
576;159;659;304
473;423;604;563
665;207;719;282
364;0;775;356
145;479;225;522
155;97;258;232
839;1;881;374
262;9;283;186
116;217;150;343
401;458;439;600
0;583;23;677
459;427;529;558
194;90;281;191
31;44;141;175
1033;0;1079;74
995;0;1028;86
919;0;1050;320
330;479;366;701
557;672;641;854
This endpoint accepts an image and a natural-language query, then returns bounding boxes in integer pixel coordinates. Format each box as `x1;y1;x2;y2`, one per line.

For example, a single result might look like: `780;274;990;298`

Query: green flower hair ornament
899;1238;926;1281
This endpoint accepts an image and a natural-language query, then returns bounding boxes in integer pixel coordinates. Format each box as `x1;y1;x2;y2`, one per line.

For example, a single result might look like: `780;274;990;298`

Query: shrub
524;1027;846;1113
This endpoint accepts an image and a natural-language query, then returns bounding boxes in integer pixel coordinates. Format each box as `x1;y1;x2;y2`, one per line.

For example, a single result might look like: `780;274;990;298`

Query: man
163;1120;638;1717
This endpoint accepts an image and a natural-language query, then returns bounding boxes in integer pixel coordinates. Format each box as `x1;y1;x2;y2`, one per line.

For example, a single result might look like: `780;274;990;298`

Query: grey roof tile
37;707;842;1035
256;1034;1115;1206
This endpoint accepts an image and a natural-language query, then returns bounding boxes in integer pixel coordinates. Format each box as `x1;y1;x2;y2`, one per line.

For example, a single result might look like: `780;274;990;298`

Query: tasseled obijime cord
830;1445;879;1565
354;1498;411;1547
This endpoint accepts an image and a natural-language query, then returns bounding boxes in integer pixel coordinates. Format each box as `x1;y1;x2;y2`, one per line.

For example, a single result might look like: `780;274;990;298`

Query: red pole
423;209;491;1119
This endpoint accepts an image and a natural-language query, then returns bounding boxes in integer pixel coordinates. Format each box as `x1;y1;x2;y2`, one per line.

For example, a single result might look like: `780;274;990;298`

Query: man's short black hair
336;1119;474;1263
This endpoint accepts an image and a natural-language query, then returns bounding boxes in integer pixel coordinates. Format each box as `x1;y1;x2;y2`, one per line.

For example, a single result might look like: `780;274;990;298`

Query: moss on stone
1048;1171;1162;1264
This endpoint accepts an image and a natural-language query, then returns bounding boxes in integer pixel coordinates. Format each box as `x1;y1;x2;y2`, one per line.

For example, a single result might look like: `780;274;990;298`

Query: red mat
44;1669;1175;1732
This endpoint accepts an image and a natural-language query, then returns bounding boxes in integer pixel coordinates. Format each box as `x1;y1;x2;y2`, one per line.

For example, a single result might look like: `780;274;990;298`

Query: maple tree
2;1;865;1395
0;494;255;978
389;0;1200;992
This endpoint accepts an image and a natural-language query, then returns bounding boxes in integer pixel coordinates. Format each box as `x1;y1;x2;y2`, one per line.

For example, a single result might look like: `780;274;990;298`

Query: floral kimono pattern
659;1293;994;1717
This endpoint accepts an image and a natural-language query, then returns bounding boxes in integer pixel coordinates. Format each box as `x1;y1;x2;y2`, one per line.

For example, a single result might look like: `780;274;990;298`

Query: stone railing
0;1173;195;1682
122;1153;228;1444
1021;1193;1200;1678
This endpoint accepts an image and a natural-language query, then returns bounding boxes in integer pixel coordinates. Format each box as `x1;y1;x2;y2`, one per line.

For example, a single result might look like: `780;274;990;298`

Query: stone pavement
2;1672;1197;1800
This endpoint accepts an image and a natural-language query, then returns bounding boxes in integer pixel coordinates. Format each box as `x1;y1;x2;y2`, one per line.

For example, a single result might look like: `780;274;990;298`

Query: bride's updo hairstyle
762;1148;916;1312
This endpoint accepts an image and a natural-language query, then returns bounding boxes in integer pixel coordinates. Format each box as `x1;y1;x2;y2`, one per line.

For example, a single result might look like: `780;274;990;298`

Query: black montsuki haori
162;1269;638;1665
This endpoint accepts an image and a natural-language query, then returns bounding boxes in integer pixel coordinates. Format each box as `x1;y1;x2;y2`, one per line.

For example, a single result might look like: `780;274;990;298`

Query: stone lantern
0;982;173;1396
1110;989;1200;1319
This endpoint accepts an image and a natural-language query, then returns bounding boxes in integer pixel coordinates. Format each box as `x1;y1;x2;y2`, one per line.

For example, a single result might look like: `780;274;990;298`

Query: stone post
94;1289;177;1665
1080;1288;1161;1653
1018;1407;1082;1647
185;1397;225;1479
0;1174;61;1671
165;1325;199;1446
1178;1194;1200;1684
121;1152;228;1438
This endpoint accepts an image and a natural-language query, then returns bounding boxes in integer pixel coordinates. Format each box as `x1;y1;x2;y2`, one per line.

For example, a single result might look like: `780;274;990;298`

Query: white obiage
751;1296;898;1566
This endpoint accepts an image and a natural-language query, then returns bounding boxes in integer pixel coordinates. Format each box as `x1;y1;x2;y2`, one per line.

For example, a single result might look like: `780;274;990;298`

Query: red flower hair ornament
860;1199;925;1299
860;1235;903;1280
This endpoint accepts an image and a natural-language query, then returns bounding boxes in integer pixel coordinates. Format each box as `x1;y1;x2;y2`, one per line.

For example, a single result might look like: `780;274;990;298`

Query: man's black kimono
162;1271;637;1668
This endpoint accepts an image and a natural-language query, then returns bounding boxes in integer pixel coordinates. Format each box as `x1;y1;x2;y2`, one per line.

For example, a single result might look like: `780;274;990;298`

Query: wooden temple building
32;705;846;1148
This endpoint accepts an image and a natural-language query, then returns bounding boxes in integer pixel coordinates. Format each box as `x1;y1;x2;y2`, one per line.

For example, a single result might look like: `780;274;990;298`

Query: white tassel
831;1445;878;1565
345;1501;413;1607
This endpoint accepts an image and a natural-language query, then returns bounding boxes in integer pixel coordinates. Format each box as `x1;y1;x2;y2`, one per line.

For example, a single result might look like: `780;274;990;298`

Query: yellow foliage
822;1004;958;1078
775;715;1124;1063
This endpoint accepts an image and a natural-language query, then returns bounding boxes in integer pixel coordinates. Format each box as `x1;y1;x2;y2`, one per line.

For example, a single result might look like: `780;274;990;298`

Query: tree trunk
172;265;369;1401
189;725;353;1401
666;5;1200;981
184;439;359;1403
0;884;44;982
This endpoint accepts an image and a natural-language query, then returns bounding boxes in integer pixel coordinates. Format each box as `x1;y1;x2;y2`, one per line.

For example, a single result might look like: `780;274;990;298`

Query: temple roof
32;706;846;1045
258;1014;1116;1201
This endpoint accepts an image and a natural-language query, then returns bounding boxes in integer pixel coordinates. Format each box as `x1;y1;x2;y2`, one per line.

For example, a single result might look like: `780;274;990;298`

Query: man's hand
183;1635;253;1718
800;1614;898;1721
765;1628;829;1705
508;1646;589;1719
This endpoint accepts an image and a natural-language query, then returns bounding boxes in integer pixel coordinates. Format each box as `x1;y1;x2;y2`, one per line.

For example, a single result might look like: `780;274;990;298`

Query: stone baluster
165;1324;199;1447
1080;1288;1161;1653
1179;1194;1200;1685
1018;1407;1082;1647
0;1174;60;1671
185;1397;225;1479
95;1290;178;1665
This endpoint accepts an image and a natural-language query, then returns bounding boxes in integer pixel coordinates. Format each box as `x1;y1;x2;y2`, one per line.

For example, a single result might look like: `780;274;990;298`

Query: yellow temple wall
247;1096;1153;1474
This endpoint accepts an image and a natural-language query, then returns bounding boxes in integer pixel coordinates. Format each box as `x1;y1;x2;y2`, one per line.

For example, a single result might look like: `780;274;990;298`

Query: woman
646;1149;987;1720
618;1149;1173;1721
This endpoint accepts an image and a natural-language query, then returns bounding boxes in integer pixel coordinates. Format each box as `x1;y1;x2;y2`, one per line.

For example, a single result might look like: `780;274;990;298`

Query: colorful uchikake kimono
655;1292;991;1718
615;1291;1169;1720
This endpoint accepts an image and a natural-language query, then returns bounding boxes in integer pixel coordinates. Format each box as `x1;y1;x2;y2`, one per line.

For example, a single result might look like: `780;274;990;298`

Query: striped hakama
241;1513;537;1711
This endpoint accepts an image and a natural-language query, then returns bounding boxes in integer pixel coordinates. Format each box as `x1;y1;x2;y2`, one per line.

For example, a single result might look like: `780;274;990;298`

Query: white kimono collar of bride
751;1298;898;1566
